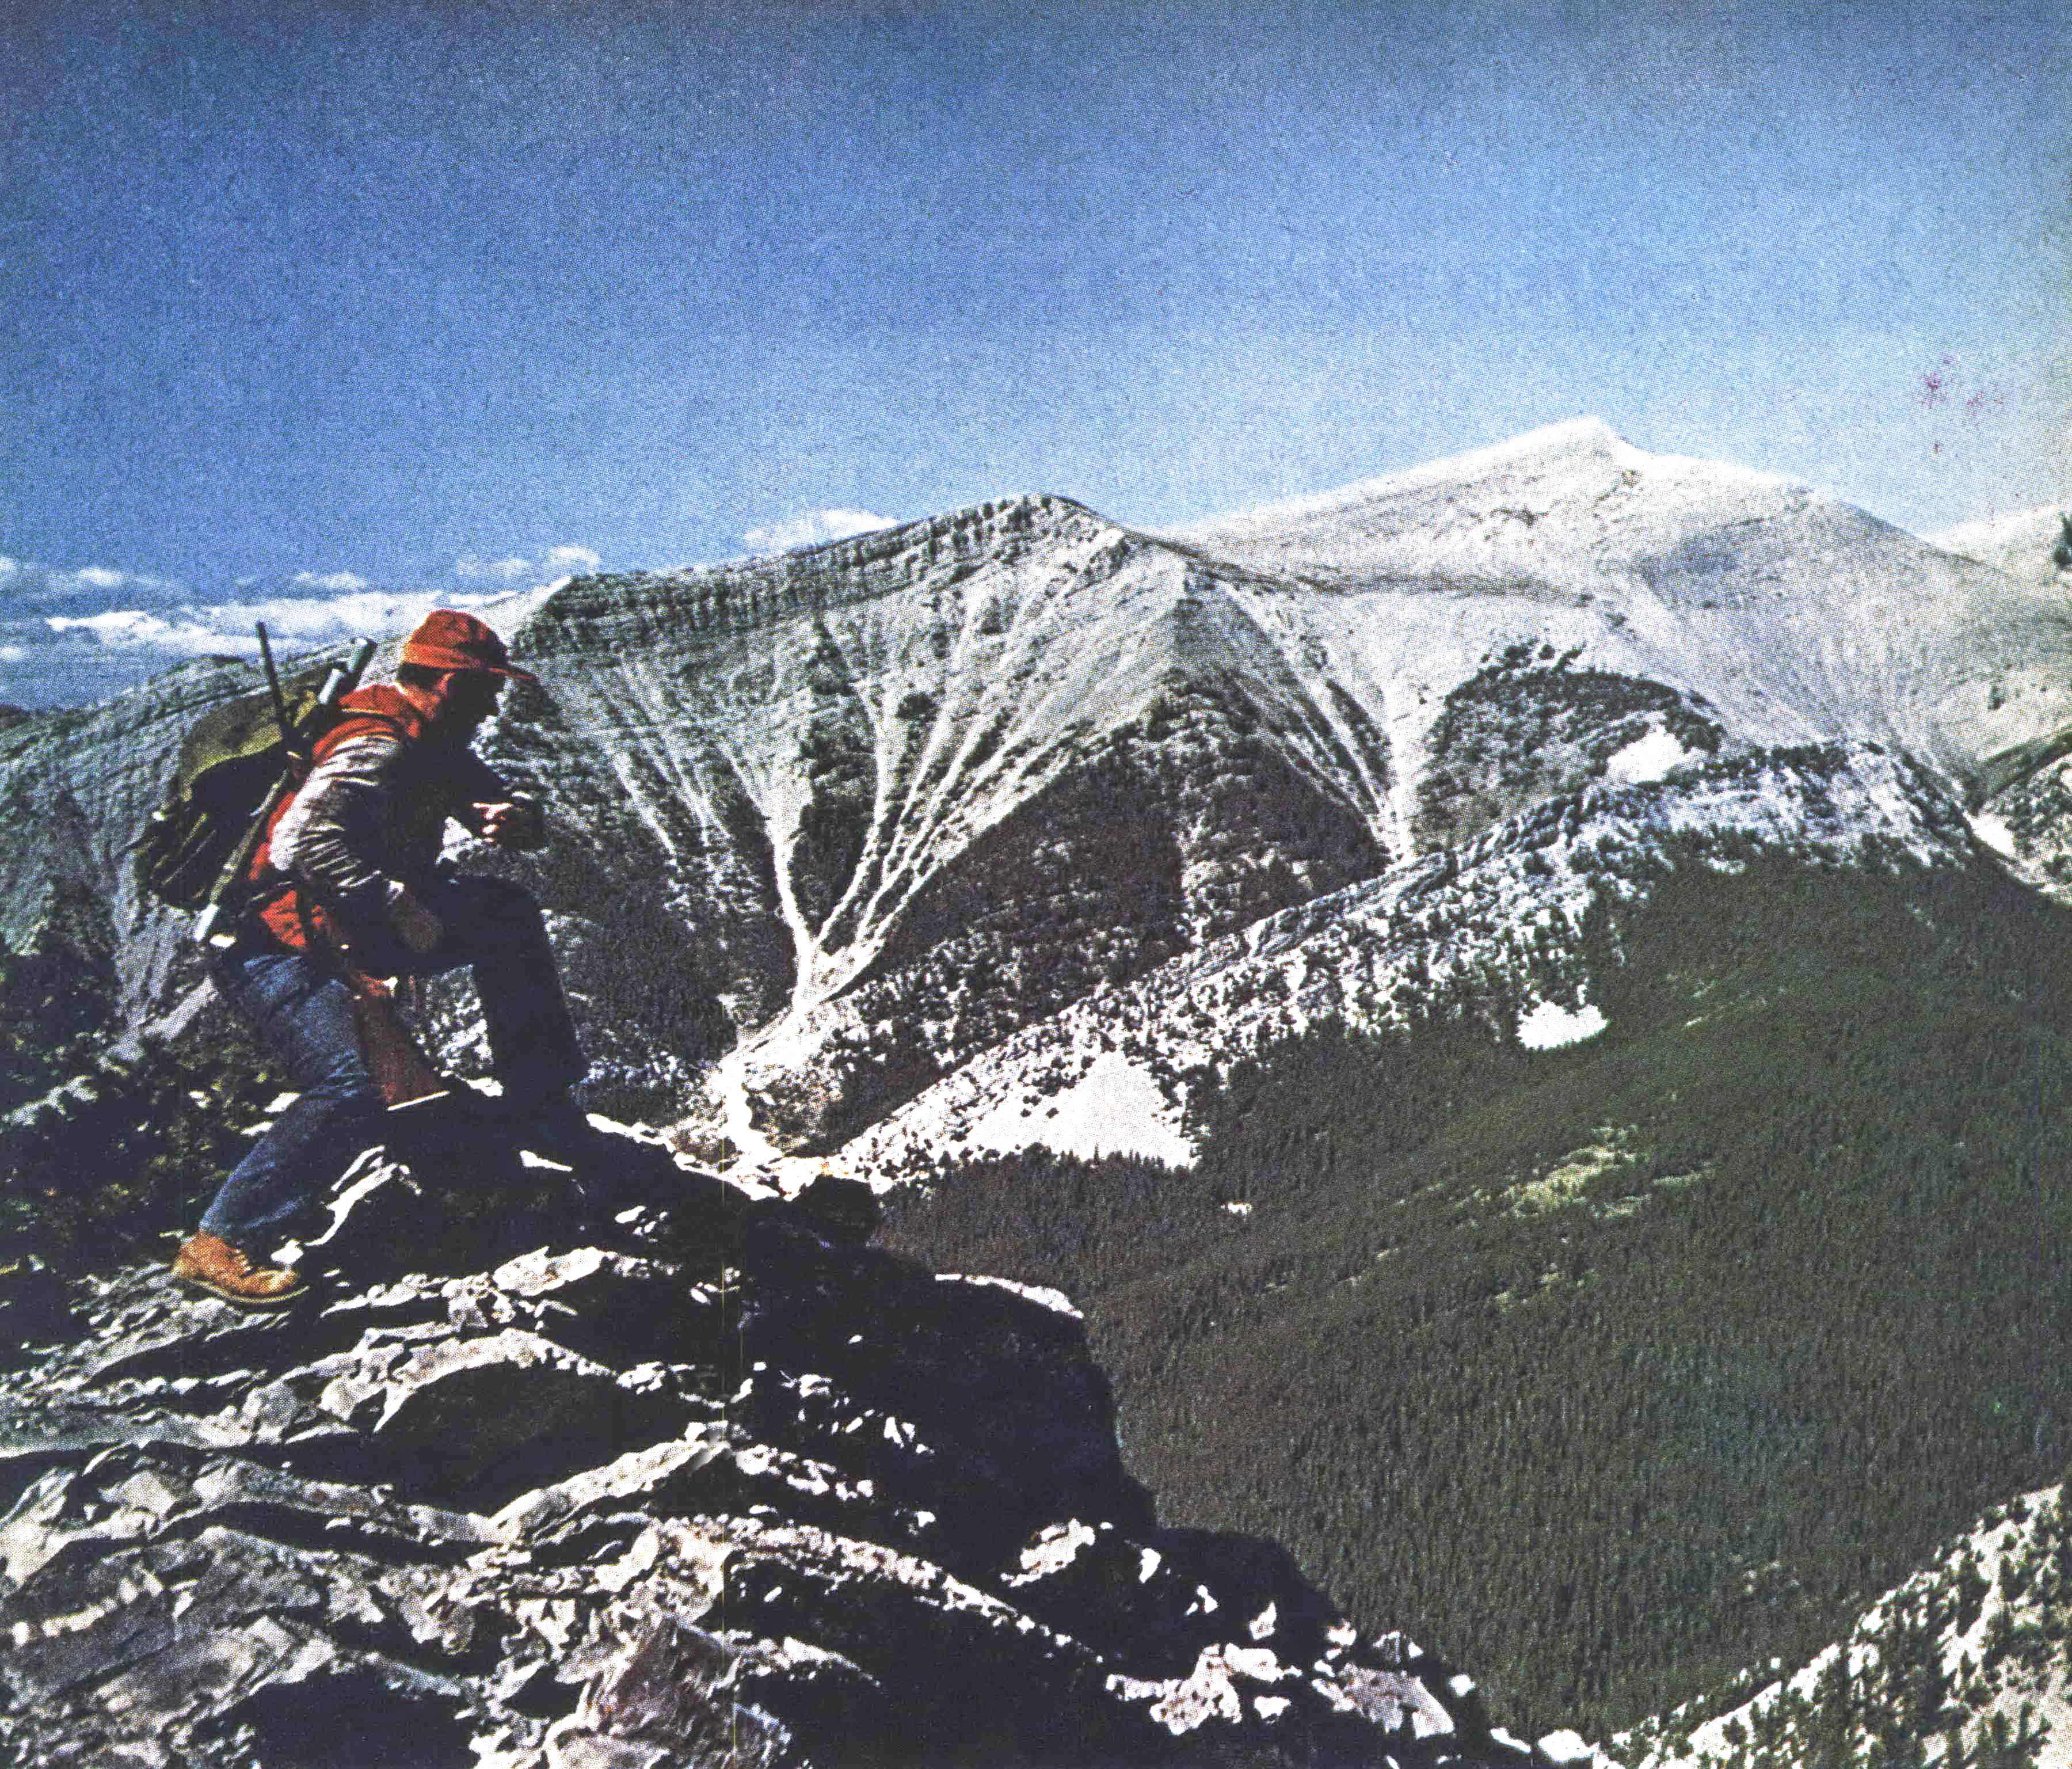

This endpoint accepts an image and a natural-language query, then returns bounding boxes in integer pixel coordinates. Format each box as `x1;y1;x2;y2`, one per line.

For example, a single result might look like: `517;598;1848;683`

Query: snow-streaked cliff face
839;741;1975;1180
3;421;2069;1151
487;494;1393;1132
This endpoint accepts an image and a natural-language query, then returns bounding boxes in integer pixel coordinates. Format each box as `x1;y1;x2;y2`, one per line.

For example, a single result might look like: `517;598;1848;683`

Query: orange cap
397;610;538;684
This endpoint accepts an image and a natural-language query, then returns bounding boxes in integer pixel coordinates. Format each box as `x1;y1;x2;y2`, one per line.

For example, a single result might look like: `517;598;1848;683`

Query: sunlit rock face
0;1119;1526;1768
2;421;2067;1147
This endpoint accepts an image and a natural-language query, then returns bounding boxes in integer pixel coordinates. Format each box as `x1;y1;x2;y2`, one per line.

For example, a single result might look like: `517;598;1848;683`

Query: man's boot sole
170;1269;308;1310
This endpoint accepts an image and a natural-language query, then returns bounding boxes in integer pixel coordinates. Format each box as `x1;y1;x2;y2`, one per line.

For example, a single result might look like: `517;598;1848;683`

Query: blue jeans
199;874;583;1247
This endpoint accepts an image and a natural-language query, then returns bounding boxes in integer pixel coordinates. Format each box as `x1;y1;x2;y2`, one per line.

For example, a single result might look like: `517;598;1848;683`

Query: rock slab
1;1120;1532;1767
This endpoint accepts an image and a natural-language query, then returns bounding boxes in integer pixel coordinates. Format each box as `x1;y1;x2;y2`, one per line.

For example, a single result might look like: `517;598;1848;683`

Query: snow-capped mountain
3;419;2067;1158
840;741;1972;1178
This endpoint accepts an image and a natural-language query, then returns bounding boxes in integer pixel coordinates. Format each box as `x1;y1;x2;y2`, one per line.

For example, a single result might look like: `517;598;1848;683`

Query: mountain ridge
7;421;2072;1759
5;420;2069;1146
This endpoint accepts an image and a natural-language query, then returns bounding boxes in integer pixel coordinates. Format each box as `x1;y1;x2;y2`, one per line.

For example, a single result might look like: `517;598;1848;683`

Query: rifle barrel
256;623;292;746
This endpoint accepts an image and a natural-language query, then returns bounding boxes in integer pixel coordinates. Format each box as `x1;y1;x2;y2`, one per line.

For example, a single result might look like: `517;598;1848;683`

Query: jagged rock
0;1118;1530;1766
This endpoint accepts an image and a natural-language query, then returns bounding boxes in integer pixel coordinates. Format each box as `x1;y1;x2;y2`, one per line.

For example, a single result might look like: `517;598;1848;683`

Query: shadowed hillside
881;855;2072;1741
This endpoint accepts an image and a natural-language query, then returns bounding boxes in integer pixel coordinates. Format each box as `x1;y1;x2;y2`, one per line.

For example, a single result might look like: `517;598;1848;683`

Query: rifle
192;627;378;948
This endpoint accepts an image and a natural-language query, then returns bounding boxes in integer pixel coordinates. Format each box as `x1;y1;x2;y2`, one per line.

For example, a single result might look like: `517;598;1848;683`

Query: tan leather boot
170;1232;307;1308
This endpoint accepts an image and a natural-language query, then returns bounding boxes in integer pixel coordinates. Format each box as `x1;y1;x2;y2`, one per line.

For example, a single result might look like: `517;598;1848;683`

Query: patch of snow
1517;1000;1609;1050
1968;809;2018;857
1602;725;1694;785
1537;1729;1597;1767
966;1050;1194;1165
706;1045;786;1169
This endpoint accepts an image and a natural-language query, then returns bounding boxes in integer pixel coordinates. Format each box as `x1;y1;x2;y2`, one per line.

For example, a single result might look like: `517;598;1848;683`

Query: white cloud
223;591;416;640
43;585;510;661
742;508;898;553
7;544;565;705
454;554;535;583
0;555;184;602
455;544;602;583
46;610;235;653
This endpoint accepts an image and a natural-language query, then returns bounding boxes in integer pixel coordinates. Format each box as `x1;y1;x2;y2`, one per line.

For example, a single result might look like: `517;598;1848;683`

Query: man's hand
390;888;445;954
473;797;544;848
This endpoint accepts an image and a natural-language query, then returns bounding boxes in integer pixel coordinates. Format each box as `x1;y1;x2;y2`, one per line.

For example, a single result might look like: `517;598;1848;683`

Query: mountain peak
1927;504;2071;589
1162;419;1804;557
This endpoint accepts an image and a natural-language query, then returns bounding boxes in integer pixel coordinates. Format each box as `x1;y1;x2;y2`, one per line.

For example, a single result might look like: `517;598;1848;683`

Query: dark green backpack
135;643;373;912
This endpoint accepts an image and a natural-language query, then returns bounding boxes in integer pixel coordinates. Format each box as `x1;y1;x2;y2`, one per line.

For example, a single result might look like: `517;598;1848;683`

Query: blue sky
2;0;2067;706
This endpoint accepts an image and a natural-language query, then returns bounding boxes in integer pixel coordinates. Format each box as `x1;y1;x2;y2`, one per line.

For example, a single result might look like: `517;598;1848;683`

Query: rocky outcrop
1621;1484;2072;1768
1409;645;1725;852
0;1113;1544;1767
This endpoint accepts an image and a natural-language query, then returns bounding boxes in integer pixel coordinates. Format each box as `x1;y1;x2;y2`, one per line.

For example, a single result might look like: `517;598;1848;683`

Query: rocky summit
0;1110;1542;1768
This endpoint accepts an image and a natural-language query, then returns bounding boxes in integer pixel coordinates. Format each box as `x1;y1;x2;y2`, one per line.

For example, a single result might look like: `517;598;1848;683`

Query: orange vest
245;686;424;957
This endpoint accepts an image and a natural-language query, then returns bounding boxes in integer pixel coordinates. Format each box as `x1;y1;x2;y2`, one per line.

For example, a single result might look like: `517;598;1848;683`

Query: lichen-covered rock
0;1117;1531;1766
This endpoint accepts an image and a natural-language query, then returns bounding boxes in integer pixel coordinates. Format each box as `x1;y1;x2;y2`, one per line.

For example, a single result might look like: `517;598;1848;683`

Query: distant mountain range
7;418;2069;1146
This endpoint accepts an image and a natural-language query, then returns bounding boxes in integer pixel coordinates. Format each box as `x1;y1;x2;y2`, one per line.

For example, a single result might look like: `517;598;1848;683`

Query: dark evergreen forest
878;856;2072;1741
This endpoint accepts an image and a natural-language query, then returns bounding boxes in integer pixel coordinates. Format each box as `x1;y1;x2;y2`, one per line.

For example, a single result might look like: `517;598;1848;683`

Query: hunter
171;609;586;1307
